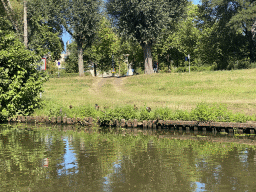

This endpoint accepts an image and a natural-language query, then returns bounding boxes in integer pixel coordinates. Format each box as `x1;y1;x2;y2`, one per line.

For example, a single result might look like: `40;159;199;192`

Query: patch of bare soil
89;76;127;95
113;77;125;93
89;77;107;95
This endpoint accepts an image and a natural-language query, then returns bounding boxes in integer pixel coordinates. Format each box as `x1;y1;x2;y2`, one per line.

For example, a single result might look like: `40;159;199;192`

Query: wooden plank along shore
8;116;256;134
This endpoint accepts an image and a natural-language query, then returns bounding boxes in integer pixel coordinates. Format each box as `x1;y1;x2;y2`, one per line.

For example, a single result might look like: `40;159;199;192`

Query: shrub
176;66;188;73
46;60;58;74
238;57;251;69
159;66;170;73
0;17;48;121
134;67;144;75
118;61;127;76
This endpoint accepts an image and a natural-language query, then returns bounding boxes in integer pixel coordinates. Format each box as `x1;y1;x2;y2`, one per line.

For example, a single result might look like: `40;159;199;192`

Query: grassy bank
33;69;256;122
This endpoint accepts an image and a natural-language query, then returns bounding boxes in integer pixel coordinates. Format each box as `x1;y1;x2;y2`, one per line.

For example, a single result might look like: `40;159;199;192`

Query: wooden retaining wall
7;116;256;134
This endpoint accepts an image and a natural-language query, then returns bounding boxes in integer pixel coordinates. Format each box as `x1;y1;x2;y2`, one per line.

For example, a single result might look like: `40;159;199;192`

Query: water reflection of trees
197;147;256;191
1;125;256;191
0;125;65;191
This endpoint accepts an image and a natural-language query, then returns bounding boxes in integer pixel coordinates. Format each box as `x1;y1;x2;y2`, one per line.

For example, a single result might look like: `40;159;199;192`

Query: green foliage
46;60;58;74
107;0;187;74
134;67;144;75
92;17;121;74
190;103;253;122
237;58;251;69
0;17;48;122
52;0;101;76
118;61;127;76
107;0;187;45
1;0;64;60
0;0;23;37
35;100;255;123
27;0;64;60
160;3;200;67
197;0;255;69
176;66;188;73
65;41;79;73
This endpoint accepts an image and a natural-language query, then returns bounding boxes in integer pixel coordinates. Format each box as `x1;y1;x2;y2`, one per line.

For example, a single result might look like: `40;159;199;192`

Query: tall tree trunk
77;43;84;77
24;0;28;48
93;63;97;77
142;43;153;74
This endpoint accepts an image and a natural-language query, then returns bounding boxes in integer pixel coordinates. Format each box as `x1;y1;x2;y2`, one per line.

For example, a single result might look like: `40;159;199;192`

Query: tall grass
34;102;255;123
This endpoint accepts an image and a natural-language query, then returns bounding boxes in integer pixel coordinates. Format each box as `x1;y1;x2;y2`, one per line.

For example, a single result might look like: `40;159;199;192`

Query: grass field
33;69;256;120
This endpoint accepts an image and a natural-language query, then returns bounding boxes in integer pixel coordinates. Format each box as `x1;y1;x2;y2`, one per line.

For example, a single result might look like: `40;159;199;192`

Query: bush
0;17;48;121
238;57;251;69
176;66;187;73
65;55;79;73
118;62;127;76
134;67;144;75
46;60;58;74
159;65;170;73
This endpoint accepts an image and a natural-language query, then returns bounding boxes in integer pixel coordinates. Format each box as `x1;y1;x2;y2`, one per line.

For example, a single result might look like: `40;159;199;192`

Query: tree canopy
50;0;102;76
106;0;188;74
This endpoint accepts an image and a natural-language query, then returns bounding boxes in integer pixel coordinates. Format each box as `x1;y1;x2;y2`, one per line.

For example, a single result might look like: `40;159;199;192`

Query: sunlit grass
34;69;256;118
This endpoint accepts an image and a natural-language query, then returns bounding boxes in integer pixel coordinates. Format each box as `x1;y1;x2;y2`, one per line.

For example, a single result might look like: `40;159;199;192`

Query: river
1;123;256;191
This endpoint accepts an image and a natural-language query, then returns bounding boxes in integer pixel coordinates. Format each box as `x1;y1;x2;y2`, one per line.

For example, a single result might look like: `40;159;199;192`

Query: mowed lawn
37;69;256;116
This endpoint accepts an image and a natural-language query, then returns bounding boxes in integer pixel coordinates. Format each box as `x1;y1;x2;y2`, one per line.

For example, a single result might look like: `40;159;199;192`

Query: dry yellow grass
38;69;256;116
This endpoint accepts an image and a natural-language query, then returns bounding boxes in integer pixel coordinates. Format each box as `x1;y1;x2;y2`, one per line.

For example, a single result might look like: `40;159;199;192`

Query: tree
197;0;255;69
0;17;48;121
26;0;64;60
52;0;101;77
65;41;79;73
106;0;187;74
0;0;23;37
227;0;256;62
1;0;64;60
94;17;121;76
157;2;201;68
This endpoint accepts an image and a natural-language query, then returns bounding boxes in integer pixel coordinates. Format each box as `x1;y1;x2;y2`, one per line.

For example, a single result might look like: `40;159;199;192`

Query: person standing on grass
153;61;158;73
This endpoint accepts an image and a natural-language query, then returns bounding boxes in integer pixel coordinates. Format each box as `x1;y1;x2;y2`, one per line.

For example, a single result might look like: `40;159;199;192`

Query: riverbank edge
6;115;256;134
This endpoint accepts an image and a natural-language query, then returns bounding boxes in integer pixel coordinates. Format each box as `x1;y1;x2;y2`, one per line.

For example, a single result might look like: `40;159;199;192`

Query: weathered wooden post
158;120;164;130
115;119;120;127
26;116;31;123
51;117;56;124
132;119;138;128
67;118;72;125
221;128;226;133
121;119;126;128
238;128;243;134
71;118;76;124
63;116;67;124
57;116;62;124
147;120;153;128
143;120;148;128
126;119;132;128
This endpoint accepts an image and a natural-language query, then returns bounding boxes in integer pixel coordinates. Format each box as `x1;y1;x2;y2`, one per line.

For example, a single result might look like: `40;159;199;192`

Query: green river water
1;123;256;192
